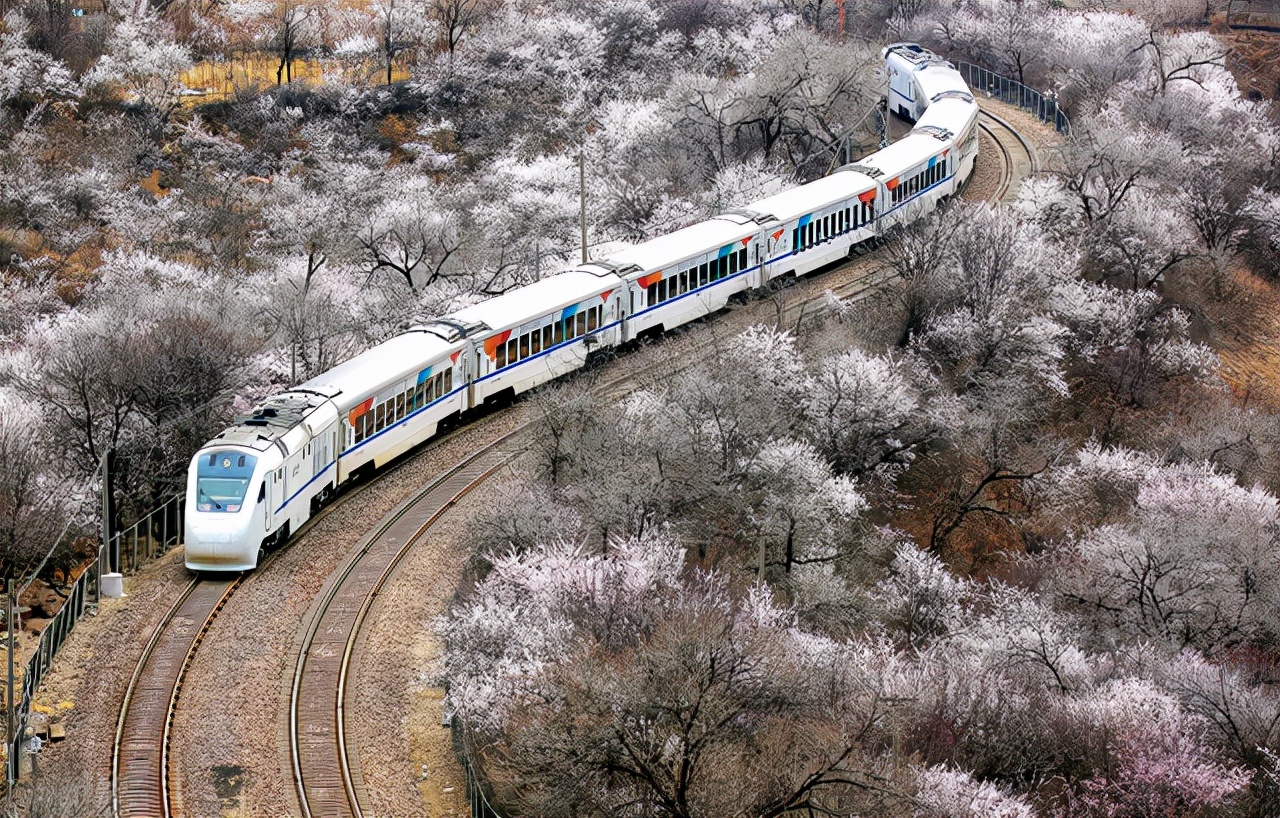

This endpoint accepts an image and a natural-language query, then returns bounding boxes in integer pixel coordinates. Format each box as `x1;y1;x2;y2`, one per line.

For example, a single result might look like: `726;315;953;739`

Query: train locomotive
183;43;980;571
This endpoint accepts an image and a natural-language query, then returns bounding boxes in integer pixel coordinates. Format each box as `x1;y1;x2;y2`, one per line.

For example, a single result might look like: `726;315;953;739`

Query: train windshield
195;451;257;513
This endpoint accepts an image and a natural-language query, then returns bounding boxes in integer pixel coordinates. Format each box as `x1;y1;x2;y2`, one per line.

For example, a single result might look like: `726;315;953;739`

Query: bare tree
431;0;486;60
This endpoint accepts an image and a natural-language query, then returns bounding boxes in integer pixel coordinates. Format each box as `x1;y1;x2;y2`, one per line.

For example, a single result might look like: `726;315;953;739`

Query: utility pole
6;578;13;798
579;151;589;264
102;448;117;575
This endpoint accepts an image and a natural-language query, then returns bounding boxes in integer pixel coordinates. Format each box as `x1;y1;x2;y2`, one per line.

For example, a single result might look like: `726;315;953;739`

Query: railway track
111;576;243;818
978;106;1038;202
288;435;522;818
110;101;1041;818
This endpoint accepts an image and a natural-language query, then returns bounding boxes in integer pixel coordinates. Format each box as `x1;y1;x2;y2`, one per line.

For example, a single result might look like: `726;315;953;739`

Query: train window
444;369;452;392
647;283;657;306
496;343;507;368
417;382;427;407
519;334;530;359
531;330;541;356
698;263;708;286
507;339;517;364
728;253;737;276
576;312;587;335
543;325;553;348
738;248;746;270
395;394;405;421
792;228;800;253
679;271;687;294
587;307;598;332
660;277;670;302
553;319;564;345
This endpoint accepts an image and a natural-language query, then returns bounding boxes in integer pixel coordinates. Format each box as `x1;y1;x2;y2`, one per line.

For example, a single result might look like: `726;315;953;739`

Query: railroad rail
288;435;522;818
111;576;243;818
978;106;1038;202
296;103;1039;816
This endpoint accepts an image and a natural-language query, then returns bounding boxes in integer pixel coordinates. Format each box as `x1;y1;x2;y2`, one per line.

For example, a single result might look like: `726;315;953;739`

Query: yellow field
180;53;412;103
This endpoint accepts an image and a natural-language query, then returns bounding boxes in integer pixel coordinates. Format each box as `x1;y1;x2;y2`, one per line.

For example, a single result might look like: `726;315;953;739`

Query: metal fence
454;719;504;818
3;493;184;790
953;62;1072;136
6;549;101;785
110;494;184;576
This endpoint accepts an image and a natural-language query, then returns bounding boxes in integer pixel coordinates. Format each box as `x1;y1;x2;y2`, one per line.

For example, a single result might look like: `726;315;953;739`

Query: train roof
298;330;463;410
916;63;970;101
203;390;334;453
915;96;979;135
856;133;945;178
740;171;877;223
604;218;754;272
446;269;622;331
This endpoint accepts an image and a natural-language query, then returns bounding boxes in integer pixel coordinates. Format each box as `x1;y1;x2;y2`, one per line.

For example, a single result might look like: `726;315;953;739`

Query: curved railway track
288;435;522;818
978;106;1038;202
110;101;1043;818
112;576;243;818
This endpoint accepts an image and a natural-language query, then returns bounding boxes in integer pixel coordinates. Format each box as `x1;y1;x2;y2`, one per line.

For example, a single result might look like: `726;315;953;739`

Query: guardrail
109;494;184;576
953;61;1072;136
4;493;184;791
5;549;100;786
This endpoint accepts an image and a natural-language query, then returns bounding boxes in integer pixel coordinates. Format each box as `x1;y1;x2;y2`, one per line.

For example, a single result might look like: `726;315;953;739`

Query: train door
264;470;278;533
750;237;766;289
623;287;637;342
467;344;478;410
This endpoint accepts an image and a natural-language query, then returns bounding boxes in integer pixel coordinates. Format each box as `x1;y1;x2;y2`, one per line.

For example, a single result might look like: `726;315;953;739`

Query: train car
184;41;980;573
444;269;626;407
585;218;763;341
184;329;466;570
732;168;881;283
885;42;963;122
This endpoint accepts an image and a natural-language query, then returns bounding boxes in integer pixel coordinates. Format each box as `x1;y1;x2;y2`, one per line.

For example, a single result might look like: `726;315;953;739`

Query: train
183;42;980;571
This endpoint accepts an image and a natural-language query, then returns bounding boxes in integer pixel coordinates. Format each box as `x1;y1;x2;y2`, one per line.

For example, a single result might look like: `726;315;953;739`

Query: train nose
185;515;256;570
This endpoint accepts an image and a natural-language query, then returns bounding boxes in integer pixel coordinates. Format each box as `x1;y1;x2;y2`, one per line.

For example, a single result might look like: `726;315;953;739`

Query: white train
184;43;980;571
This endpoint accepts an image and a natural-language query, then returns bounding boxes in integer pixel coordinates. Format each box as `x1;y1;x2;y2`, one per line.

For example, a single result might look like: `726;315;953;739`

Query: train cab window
519;334;530;360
